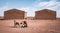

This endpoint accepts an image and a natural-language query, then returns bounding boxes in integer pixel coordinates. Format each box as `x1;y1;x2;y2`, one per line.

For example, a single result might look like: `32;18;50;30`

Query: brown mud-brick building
35;9;56;20
4;9;25;19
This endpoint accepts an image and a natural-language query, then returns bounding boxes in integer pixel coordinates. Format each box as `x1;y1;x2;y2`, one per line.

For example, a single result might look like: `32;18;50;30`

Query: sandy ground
0;19;60;33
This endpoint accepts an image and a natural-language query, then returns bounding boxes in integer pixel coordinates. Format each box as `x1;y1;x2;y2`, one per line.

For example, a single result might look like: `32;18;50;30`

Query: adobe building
4;9;25;19
35;9;56;20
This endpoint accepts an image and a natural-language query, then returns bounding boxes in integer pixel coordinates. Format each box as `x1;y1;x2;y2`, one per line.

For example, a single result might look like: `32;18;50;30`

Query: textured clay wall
35;9;56;20
4;9;25;19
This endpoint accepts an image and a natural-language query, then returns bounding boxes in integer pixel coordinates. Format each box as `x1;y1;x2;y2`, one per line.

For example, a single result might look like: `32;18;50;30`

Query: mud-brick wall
35;9;56;20
4;9;25;19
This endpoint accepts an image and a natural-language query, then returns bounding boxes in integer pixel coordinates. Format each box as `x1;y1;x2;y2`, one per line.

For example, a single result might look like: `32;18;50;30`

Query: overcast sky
0;0;60;17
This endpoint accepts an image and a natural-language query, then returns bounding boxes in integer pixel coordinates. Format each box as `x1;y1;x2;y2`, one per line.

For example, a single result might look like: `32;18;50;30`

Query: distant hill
0;16;4;20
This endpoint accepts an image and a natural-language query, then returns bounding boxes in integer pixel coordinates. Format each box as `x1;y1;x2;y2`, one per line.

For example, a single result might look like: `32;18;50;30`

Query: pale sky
0;0;60;18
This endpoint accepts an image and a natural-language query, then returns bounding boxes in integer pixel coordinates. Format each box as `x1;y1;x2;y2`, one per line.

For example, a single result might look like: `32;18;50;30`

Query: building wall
35;9;56;20
25;12;27;18
4;9;25;19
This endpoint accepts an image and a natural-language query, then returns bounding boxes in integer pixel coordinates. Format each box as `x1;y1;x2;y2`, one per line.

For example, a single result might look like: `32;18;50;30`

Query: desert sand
0;19;60;33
